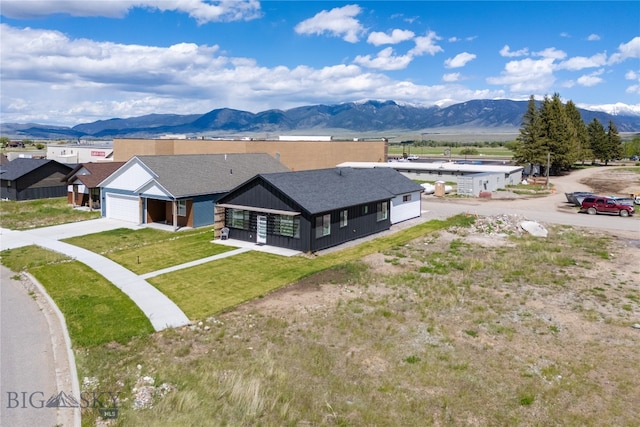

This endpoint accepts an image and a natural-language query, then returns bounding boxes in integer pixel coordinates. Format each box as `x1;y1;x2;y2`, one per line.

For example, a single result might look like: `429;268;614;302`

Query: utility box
434;181;446;197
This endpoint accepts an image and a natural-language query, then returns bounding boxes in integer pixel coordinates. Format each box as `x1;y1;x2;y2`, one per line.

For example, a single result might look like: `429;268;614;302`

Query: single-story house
97;154;289;230
63;162;126;209
0;158;73;201
216;167;424;253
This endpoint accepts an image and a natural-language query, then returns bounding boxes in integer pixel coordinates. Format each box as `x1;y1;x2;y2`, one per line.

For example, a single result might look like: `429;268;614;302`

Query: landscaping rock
520;221;548;237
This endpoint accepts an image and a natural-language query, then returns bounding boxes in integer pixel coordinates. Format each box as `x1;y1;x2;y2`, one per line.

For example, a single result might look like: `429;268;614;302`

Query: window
403;194;412;202
229;208;250;230
177;200;187;216
275;215;300;238
377;201;388;221
340;209;348;228
315;213;331;238
363;205;368;215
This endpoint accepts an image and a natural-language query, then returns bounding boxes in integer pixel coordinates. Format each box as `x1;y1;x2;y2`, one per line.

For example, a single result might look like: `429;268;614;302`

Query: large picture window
315;213;331;238
229;208;250;230
275;215;300;238
376;201;388;221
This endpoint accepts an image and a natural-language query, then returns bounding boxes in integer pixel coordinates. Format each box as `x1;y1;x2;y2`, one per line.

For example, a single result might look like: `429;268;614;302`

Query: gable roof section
64;162;126;187
257;167;423;215
135;153;289;198
0;158;72;180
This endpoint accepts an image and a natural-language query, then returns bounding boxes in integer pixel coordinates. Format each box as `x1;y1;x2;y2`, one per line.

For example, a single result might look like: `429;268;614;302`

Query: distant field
387;145;514;158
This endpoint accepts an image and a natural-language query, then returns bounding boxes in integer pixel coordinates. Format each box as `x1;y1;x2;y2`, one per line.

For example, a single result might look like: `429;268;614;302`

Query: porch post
173;200;178;231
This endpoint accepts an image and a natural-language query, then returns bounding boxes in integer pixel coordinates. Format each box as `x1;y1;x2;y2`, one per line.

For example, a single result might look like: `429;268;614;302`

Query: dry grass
77;222;640;426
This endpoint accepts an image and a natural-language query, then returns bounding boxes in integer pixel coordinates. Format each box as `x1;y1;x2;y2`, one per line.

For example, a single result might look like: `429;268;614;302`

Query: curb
25;272;81;427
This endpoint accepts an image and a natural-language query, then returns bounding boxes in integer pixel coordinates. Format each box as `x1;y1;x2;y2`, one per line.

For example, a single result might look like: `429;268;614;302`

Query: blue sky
1;1;638;126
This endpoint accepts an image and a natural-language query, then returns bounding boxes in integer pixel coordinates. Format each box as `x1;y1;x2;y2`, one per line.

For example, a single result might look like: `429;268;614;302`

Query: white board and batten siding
101;159;155;223
390;191;422;224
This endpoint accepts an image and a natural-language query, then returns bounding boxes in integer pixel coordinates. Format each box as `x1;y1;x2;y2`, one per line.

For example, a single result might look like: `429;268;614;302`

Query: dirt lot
213;166;640;425
579;167;640;196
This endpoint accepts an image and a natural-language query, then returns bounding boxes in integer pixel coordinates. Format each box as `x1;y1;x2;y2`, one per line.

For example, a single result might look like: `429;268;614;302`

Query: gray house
217;167;424;252
98;154;289;230
0;158;73;201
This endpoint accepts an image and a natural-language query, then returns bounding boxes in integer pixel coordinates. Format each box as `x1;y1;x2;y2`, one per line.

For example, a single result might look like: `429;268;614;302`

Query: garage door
105;193;140;223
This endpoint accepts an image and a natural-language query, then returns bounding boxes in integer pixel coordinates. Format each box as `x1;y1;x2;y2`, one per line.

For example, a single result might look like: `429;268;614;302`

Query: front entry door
256;215;267;244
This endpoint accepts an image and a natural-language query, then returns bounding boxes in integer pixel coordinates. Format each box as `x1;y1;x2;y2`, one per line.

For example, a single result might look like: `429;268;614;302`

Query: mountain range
2;99;639;140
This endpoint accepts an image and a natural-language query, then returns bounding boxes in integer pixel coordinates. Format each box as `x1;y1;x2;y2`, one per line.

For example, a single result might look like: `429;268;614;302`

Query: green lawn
0;197;101;230
1;246;153;347
149;215;474;319
63;227;235;274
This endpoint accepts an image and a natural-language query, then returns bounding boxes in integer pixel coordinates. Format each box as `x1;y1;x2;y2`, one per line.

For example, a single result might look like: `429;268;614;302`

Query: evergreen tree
565;100;590;164
588;118;607;164
513;95;546;167
605;120;623;164
538;94;576;175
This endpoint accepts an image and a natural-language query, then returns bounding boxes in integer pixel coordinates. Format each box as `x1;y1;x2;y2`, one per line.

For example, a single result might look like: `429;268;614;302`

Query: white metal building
47;143;114;164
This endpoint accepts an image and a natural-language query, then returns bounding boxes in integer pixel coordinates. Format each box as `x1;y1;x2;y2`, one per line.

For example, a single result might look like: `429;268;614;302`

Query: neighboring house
97;154;290;230
0;153;9;165
63;162;126;209
216;167;424;253
0;158;73;201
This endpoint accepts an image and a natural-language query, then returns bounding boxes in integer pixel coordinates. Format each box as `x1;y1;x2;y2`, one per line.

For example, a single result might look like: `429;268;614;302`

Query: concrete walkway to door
0;219;190;331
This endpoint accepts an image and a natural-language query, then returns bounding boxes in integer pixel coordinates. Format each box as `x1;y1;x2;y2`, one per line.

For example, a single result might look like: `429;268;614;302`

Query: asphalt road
0;266;74;427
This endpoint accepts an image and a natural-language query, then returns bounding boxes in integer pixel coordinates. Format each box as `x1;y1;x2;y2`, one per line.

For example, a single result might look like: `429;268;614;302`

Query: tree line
512;93;625;175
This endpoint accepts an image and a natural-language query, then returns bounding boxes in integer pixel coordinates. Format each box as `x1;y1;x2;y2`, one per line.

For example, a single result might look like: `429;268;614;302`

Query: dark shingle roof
259;167;423;214
0;158;71;180
137;153;289;198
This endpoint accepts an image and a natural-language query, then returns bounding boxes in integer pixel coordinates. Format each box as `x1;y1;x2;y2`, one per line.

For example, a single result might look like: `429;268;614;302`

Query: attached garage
105;193;140;223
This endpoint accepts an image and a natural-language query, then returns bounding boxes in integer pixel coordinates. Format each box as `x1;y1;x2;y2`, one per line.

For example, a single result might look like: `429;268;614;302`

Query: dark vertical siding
220;177;391;253
310;201;390;252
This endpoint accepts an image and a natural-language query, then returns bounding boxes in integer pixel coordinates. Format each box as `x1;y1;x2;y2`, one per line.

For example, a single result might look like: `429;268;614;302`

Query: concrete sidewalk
1;219;304;331
1;219;190;331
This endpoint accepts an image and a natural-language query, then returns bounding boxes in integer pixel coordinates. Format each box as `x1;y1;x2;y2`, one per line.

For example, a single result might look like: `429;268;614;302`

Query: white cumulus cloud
409;31;443;56
499;45;529;58
576;69;605;87
367;29;415;46
353;47;413;70
294;4;364;43
444;52;476;68
0;0;262;23
442;73;460;82
609;36;640;64
558;52;607;71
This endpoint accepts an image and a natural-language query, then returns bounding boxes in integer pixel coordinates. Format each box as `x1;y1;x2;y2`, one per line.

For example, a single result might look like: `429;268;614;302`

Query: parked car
580;196;635;217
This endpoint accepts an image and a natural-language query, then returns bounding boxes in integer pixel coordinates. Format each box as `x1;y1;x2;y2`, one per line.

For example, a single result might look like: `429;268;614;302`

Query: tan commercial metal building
113;138;388;171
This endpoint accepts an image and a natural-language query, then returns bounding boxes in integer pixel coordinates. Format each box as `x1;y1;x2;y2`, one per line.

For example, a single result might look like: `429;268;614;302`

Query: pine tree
513;95;546;167
538;94;576;175
588;118;607;164
605;120;623;164
565;100;590;164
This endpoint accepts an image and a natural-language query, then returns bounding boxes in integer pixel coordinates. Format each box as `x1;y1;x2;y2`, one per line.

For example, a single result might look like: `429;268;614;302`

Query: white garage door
106;193;140;223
